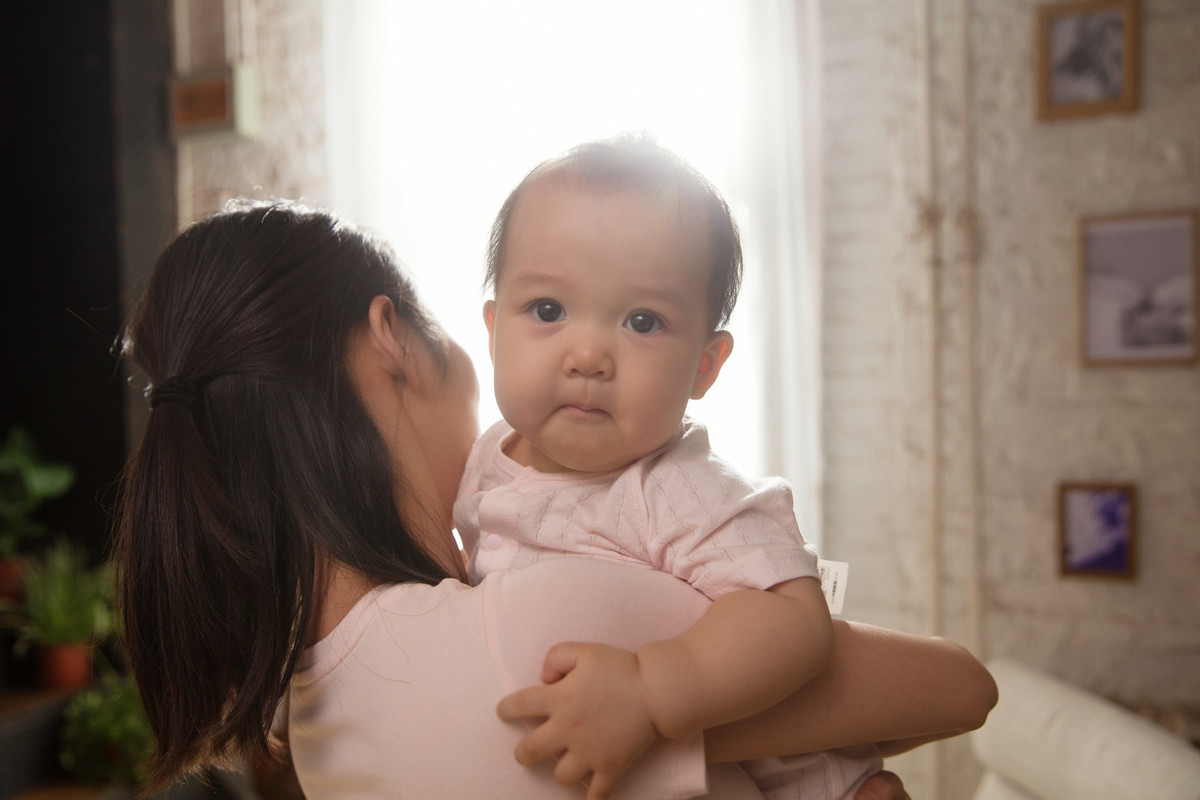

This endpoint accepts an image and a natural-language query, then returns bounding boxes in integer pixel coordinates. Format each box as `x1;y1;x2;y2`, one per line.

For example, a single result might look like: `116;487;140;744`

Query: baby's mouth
558;403;608;419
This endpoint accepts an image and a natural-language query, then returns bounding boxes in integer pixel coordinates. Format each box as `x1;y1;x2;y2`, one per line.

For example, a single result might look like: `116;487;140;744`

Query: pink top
456;419;819;596
288;557;763;799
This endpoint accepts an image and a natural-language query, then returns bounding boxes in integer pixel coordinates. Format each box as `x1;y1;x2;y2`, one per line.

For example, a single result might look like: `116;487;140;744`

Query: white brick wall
823;1;1200;797
176;0;330;221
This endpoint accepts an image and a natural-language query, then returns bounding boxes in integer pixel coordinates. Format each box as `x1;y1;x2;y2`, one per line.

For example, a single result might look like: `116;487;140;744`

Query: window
325;0;822;542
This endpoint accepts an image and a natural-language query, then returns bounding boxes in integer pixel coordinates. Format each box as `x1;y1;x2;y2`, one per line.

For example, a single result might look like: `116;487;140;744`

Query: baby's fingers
583;769;618;800
512;720;567;767
553;751;591;790
541;640;585;684
553;752;619;799
497;685;551;723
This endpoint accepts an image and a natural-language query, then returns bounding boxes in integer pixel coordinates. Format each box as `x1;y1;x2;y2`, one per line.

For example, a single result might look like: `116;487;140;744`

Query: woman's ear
366;295;420;390
691;330;734;400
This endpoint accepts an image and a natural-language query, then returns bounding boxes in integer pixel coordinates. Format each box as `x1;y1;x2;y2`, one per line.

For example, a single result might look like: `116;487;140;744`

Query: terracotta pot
0;557;24;602
38;642;94;690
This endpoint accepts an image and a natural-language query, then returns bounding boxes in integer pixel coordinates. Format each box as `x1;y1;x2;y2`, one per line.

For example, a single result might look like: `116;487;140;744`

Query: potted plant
58;670;154;791
0;426;76;601
6;539;114;690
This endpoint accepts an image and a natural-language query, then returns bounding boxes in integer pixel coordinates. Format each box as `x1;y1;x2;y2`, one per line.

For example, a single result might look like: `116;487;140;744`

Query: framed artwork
1036;0;1139;120
1058;482;1137;578
169;64;262;141
1080;210;1198;366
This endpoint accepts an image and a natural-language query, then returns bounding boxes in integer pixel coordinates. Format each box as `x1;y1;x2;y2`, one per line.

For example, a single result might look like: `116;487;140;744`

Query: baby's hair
486;133;743;330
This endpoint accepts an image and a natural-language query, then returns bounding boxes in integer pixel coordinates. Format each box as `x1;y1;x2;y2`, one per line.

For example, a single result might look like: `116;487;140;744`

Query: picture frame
1058;482;1137;578
1079;210;1198;366
169;64;262;141
1036;0;1139;121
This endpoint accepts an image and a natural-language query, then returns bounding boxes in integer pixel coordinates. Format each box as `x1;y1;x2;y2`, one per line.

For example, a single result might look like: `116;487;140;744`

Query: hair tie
149;376;200;409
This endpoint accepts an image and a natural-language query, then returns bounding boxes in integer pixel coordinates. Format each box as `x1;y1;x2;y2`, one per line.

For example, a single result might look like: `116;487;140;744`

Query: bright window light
327;0;767;478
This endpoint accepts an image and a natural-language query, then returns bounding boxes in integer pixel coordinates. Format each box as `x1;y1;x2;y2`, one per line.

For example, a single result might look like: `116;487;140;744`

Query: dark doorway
0;3;127;560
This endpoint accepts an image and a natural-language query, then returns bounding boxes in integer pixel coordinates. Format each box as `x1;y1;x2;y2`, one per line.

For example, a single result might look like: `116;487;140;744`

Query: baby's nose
563;333;614;379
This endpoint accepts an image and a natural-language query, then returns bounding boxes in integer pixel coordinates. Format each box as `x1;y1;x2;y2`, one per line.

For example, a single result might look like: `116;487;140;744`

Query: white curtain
736;0;825;543
323;0;823;545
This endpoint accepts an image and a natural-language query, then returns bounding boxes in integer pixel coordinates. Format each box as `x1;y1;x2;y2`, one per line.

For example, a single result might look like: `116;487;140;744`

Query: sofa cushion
971;659;1200;800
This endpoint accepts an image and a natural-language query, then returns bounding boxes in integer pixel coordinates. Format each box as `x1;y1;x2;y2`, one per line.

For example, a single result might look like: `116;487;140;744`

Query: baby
455;135;880;799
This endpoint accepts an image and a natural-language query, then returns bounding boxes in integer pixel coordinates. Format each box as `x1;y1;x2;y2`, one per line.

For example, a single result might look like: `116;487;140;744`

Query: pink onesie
455;418;819;594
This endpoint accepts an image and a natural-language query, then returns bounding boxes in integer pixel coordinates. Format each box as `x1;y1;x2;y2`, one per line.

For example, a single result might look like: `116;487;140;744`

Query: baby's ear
483;300;497;364
691;331;733;400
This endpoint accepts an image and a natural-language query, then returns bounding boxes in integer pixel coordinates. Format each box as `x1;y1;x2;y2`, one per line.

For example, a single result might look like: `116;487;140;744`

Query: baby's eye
624;312;663;334
531;300;565;323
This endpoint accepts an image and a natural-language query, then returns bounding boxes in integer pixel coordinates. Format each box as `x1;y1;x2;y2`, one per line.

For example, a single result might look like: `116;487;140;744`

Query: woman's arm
704;619;997;763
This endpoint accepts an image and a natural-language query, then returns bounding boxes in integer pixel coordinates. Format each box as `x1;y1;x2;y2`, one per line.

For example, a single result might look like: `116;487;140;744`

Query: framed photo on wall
1058;482;1137;578
1080;210;1198;366
1036;0;1139;120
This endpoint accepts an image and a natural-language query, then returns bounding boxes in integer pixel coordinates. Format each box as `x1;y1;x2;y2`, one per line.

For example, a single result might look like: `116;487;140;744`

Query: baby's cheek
498;362;538;406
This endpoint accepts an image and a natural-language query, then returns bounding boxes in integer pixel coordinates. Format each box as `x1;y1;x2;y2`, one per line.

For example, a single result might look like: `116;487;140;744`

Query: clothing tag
817;559;849;616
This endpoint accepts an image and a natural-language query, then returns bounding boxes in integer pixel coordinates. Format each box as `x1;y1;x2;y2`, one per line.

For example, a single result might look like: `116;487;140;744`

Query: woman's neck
308;561;378;646
417;522;470;583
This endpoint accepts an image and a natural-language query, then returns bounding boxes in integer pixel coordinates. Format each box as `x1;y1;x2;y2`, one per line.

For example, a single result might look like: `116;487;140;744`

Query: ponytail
116;201;449;787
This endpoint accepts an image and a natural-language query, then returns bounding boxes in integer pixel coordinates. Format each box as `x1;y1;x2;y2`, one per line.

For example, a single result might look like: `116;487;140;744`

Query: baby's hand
496;641;659;800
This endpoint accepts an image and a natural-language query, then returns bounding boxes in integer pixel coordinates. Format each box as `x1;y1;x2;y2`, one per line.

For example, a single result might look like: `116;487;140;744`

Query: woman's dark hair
485;133;743;330
116;199;451;788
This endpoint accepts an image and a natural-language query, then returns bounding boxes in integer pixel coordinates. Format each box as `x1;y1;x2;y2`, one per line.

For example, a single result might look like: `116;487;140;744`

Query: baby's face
486;178;731;473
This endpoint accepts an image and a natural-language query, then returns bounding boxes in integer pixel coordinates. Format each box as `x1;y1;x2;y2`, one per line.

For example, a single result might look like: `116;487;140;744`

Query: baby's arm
497;575;832;799
638;576;832;737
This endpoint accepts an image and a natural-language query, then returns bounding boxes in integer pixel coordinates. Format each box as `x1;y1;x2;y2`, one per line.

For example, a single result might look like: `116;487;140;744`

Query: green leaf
0;427;77;556
24;463;75;500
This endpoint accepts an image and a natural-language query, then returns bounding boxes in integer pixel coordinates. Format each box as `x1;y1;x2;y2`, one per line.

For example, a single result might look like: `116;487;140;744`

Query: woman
116;200;994;798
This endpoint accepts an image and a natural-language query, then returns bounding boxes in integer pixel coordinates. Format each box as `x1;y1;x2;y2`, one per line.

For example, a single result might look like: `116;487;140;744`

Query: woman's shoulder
297;577;477;682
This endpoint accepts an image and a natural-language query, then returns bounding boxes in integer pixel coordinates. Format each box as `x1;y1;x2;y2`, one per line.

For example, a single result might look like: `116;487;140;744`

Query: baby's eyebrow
503;270;565;292
633;285;691;309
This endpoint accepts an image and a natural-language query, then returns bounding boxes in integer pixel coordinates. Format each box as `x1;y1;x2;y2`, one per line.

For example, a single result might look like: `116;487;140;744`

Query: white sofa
970;659;1200;800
